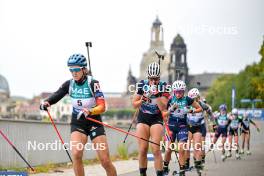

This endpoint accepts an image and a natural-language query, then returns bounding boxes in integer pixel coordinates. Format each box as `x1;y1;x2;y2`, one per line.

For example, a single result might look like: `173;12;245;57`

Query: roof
0;74;10;95
188;73;230;89
152;16;162;27
172;34;185;46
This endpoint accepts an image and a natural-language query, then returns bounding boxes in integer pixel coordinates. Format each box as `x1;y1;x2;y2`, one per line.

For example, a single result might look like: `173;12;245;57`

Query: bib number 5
77;100;82;106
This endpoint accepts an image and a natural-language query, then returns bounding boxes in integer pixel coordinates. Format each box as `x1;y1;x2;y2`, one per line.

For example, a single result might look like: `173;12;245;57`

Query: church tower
139;16;170;81
168;34;188;84
126;65;137;95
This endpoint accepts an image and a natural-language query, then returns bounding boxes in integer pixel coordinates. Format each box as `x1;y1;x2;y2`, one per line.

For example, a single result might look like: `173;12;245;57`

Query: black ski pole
85;42;92;76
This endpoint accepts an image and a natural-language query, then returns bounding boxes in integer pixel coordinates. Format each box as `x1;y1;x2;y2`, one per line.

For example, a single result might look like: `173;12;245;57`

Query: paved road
121;120;264;176
121;143;264;176
32;120;264;176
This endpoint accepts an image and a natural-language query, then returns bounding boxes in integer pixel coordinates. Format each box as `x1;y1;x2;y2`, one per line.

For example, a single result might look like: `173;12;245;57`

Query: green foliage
41;115;50;122
206;75;235;110
207;39;264;110
117;143;129;160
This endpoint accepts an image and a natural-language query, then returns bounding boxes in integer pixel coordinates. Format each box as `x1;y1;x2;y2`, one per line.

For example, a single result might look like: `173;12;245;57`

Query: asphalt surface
121;120;264;176
32;120;264;176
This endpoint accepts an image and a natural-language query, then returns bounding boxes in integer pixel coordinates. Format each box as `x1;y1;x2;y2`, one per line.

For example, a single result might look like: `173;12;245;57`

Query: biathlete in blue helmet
40;54;117;176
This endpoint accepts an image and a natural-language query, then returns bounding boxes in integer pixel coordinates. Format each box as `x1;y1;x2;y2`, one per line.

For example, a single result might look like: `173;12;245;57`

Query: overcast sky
0;0;263;98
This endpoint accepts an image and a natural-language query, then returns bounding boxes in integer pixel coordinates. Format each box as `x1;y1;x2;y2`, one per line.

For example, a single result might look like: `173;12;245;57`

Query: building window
172;54;176;63
181;54;184;64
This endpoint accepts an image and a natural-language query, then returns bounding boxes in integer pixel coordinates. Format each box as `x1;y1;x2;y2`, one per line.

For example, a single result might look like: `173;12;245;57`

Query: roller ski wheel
185;165;194;172
196;170;202;176
172;170;185;176
235;153;241;160
164;170;169;176
221;155;227;162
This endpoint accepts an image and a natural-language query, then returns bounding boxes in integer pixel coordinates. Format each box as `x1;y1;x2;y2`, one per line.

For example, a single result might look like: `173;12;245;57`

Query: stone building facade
133;17;228;96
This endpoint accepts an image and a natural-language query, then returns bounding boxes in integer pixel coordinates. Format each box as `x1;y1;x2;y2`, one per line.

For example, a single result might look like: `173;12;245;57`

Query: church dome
173;34;185;46
152;16;162;27
0;74;10;96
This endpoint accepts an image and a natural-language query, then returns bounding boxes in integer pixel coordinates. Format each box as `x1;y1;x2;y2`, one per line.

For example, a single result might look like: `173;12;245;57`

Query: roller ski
172;169;186;176
172;165;186;176
226;151;232;158
246;150;251;155
235;153;241;160
221;154;227;162
194;160;203;176
239;149;244;155
163;167;170;176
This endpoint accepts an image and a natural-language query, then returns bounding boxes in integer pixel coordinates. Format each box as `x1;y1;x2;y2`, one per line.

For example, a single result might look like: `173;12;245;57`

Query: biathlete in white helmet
132;62;170;176
162;81;202;176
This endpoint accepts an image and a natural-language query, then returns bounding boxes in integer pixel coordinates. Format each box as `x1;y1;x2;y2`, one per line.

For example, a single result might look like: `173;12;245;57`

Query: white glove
168;103;178;112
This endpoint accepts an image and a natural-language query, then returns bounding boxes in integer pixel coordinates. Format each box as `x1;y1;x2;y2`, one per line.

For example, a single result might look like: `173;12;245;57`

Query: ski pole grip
85;42;92;47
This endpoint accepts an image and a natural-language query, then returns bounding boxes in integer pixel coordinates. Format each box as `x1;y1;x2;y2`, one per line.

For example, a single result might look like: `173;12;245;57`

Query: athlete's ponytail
83;67;92;76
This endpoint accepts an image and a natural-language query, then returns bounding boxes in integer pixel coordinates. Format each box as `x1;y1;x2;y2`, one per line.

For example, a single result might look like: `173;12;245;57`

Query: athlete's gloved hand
77;108;91;120
207;106;212;114
142;96;151;103
188;108;196;114
40;102;50;111
168;103;178;112
142;92;152;103
183;107;191;114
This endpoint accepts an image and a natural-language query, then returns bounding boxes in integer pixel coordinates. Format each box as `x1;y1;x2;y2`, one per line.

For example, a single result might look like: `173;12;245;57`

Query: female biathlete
185;88;206;174
210;104;231;161
40;54;117;176
163;81;202;176
240;111;260;155
226;108;241;159
132;62;170;176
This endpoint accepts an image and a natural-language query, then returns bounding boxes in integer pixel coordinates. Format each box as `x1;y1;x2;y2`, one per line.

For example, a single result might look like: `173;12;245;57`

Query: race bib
230;120;239;129
187;112;203;126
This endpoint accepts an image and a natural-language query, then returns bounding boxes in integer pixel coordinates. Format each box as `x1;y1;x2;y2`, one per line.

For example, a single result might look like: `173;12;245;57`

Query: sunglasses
69;67;83;72
148;77;160;81
174;90;184;94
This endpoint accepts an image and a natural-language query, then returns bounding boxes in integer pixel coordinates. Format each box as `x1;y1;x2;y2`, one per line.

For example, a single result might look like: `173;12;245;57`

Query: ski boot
221;154;227;162
235;153;241;160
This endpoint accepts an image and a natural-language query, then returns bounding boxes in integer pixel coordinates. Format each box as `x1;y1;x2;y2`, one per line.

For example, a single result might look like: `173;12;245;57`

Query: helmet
202;98;207;103
67;54;87;67
188;88;200;99
219;104;227;111
147;62;160;78
172;80;186;91
231;108;238;115
213;111;220;118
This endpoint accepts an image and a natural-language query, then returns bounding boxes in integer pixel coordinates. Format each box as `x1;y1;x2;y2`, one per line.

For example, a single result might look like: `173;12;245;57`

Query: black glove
142;92;152;103
40;103;49;111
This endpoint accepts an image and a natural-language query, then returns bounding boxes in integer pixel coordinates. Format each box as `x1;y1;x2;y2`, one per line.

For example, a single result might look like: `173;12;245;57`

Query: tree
206;37;264;110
